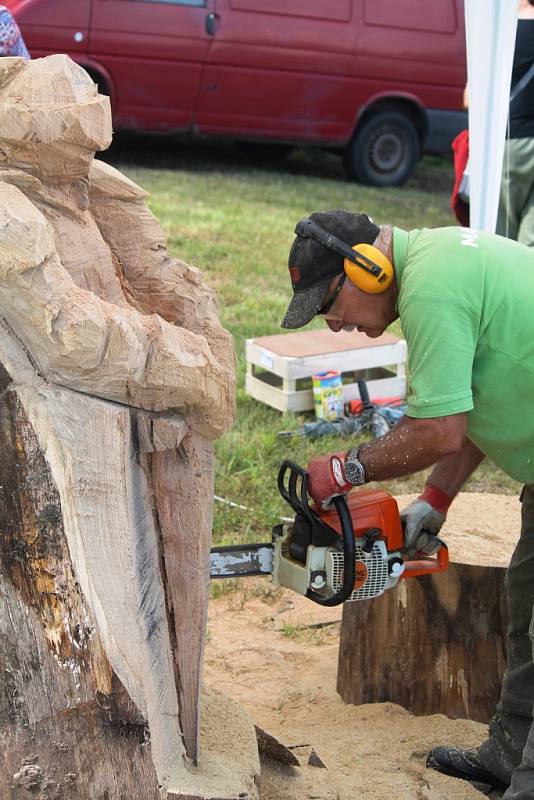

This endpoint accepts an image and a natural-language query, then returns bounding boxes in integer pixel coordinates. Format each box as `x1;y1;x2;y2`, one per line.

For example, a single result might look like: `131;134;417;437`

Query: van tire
344;111;420;186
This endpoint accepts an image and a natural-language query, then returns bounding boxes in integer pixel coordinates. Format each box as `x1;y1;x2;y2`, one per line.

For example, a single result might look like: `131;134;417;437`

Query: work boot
426;746;509;791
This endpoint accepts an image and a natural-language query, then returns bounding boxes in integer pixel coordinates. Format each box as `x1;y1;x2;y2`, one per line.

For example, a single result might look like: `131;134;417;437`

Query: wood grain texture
0;371;259;799
12;379;187;782
0;387;162;799
149;431;214;764
338;563;508;723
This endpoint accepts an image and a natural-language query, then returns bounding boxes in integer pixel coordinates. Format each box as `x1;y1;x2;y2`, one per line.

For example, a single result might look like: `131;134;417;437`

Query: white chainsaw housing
272;523;405;601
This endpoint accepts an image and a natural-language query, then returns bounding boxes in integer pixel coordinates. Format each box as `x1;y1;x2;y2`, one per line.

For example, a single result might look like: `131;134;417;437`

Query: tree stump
337;492;519;723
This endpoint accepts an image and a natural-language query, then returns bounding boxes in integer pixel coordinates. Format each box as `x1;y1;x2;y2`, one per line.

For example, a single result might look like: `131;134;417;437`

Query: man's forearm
357;413;467;481
424;437;485;499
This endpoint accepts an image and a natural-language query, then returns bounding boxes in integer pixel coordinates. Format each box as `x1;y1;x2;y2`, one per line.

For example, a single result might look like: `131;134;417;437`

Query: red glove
400;484;452;553
307;451;352;505
419;484;453;516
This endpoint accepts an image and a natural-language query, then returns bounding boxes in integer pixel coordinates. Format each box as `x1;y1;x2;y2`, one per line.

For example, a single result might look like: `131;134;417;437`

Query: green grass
102;136;520;546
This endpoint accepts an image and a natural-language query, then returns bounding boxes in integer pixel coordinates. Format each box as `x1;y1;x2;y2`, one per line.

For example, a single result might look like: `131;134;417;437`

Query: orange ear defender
295;218;394;294
344;242;394;294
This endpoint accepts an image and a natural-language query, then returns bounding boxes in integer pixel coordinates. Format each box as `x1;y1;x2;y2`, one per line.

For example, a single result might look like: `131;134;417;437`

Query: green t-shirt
393;226;534;483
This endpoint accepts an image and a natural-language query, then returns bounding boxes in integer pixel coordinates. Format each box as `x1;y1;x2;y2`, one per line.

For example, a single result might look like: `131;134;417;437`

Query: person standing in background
0;5;30;58
460;1;534;245
496;0;534;245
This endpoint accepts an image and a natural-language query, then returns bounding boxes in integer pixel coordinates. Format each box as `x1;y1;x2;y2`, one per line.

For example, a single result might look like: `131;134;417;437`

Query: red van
5;0;467;185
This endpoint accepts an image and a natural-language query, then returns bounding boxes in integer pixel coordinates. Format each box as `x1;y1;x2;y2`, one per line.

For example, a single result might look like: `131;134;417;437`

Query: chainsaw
210;460;448;606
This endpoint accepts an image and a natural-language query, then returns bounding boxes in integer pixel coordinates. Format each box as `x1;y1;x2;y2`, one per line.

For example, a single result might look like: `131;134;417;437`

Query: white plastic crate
246;329;406;414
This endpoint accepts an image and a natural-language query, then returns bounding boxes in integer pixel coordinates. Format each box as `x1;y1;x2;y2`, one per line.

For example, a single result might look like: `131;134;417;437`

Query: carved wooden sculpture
0;54;259;799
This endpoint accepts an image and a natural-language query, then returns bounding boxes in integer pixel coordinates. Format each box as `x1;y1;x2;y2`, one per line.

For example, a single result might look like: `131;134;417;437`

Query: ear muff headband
295;218;394;294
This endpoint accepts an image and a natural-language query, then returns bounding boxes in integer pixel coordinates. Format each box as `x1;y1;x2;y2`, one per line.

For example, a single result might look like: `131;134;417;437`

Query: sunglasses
317;272;347;316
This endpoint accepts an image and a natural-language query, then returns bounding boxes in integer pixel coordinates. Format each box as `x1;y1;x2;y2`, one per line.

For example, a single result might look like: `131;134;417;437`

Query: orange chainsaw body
315;487;449;580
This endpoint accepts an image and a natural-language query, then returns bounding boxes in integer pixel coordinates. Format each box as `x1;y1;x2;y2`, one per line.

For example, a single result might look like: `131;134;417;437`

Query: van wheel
343;111;420;186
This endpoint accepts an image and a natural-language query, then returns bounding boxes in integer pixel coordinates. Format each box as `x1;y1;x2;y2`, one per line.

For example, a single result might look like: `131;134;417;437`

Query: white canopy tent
464;0;519;232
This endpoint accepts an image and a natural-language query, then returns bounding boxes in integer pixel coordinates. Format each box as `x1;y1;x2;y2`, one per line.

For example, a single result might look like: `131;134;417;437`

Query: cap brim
280;278;332;329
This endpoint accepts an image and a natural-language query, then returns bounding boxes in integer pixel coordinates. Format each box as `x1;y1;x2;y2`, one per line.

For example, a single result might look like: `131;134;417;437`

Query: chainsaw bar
210;543;274;578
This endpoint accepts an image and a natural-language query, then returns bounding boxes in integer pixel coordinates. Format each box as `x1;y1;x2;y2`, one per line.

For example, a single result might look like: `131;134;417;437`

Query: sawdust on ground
205;491;520;799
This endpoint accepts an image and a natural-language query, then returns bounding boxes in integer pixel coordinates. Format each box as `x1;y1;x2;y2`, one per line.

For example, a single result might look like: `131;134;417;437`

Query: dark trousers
496;138;534;247
478;485;534;798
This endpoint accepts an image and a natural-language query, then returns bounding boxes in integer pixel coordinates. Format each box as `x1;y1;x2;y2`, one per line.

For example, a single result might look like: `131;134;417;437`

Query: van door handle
205;12;220;36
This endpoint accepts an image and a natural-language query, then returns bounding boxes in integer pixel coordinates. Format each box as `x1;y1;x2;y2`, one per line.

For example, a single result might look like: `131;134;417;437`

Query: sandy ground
205;492;520;799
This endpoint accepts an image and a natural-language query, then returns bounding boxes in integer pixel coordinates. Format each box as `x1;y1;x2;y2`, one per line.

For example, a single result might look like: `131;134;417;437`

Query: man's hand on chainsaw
400;484;452;555
307;450;353;506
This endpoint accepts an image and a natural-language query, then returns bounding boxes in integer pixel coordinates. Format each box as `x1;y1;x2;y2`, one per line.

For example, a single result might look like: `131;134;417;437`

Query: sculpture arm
0;182;234;438
88;160;235;375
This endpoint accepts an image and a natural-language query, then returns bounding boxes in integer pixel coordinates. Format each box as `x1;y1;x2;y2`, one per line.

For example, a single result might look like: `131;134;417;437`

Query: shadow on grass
102;130;454;194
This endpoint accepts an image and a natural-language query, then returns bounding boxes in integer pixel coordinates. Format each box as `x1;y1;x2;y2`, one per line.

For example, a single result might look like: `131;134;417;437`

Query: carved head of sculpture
0;54;112;181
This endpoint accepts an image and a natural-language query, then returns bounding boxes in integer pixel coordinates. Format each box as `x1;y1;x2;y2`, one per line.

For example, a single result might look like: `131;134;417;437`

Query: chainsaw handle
278;460;315;522
306;494;356;607
278;461;356;606
401;541;449;579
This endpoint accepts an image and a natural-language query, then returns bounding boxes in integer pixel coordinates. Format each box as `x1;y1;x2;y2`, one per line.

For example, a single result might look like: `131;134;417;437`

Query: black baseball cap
281;210;380;329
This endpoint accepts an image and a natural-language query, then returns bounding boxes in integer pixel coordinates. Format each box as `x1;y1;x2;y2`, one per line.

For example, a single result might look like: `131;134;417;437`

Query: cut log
0;334;259;799
337;492;519;723
0;54;259;799
0;383;160;797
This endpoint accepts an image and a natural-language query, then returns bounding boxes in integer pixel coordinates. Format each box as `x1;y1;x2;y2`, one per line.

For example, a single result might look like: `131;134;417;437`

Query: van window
363;0;456;34
229;0;351;23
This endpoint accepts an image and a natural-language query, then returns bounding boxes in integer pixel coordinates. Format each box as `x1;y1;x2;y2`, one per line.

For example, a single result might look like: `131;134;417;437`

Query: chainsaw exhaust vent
328;541;389;601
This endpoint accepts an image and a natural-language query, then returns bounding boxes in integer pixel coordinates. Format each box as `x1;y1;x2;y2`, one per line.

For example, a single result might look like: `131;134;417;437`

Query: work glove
400;485;452;555
307;450;358;506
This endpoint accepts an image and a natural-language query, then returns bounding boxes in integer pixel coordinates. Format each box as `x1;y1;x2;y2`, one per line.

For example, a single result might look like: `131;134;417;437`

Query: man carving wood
281;209;534;799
